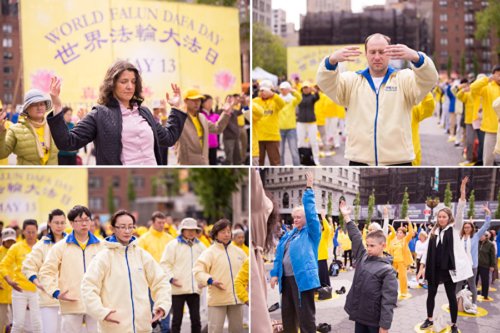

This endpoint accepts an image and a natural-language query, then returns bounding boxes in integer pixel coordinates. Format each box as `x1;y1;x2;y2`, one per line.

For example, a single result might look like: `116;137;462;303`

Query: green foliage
127;177;136;204
188;169;247;221
401;187;409;219
107;184;116;216
460;53;466;76
354;192;360;223
444;183;452;208
468;190;475;219
475;1;500;55
367;189;375;224
327;196;333;218
252;22;287;77
195;0;238;6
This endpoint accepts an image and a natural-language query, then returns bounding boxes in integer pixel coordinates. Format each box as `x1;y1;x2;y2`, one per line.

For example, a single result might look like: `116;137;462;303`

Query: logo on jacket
264;109;273;115
385;86;397;92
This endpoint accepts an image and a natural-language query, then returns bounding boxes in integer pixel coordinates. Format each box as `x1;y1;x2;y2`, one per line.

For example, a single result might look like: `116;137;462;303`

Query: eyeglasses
114;225;136;231
73;218;91;224
51;222;66;226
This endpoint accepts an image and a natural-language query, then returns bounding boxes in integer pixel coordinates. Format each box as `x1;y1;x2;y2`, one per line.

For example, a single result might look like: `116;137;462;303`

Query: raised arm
474;205;492;241
304;172;321;244
341;202;366;260
454;176;468;231
382;205;390;236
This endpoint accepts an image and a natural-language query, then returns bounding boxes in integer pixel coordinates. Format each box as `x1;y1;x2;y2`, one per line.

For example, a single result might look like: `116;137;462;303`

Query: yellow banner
287;45;367;83
20;0;241;108
0;169;88;226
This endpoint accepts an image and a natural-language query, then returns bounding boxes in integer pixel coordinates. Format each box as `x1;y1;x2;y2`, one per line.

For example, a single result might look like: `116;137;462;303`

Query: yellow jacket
193;241;246;306
81;236;171;333
164;225;178;238
234;258;249;304
137;228;174;263
39;232;103;314
278;91;302;130
317;53;438;165
456;89;475;125
412;93;435;166
235;243;249;256
160;236;206;295
253;94;286;142
315;93;327;126
322;93;345;118
337;230;351;251
471;77;500;133
318;219;333;261
198;234;212;248
388;222;414;267
0;239;37;292
251;103;264;157
493;97;500;154
22;235;63;307
0;246;13;303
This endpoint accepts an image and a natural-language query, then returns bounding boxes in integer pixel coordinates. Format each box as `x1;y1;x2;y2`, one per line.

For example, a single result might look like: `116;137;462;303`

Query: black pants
349;161;412;166
281;276;316;333
344;250;352;267
333;246;338;261
477;266;491;299
171;294;201;333
209;147;218;165
318;260;330;287
427;281;457;324
58;155;77;165
355;322;379;333
476;129;485;165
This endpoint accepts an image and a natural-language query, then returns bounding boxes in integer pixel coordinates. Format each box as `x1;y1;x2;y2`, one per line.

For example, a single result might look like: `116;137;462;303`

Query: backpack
329;261;340;276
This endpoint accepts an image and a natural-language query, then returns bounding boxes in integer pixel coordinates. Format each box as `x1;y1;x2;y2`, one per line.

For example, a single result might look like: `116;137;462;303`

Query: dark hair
47;209;65;240
111;210;136;227
397;227;407;235
23;219;38;230
210;219;232;239
98;60;143;108
61;106;73;115
67;205;92;222
0;221;3;226
460;78;469;84
364;33;391;52
151;211;166;222
460;221;476;238
430;207;454;237
492;65;500;74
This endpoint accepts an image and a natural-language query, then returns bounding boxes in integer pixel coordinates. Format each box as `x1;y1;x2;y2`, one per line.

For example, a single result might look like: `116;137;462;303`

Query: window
439;25;447;33
464;14;474;22
2;24;12;33
465;38;474;46
3;51;13;60
113;197;121;209
440;50;448;58
439;14;447;22
132;176;145;189
338;180;342;186
3;93;12;103
338;169;342;176
439;0;447;6
2;38;12;48
3;80;12;89
112;176;120;188
3;66;12;74
89;197;103;211
89;177;102;189
482;39;491;47
440;38;448;46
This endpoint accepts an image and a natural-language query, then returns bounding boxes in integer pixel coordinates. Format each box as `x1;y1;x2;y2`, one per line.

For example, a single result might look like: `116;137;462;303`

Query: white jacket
39;231;103;314
193;241;246;307
81;236;171;333
316;53;438;165
160;236;206;295
22;235;65;307
421;200;473;283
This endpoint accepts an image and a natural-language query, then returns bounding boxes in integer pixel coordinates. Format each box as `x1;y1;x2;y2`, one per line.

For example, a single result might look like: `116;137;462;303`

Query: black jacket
47;98;187;165
297;93;319;123
344;221;398;330
478;240;496;268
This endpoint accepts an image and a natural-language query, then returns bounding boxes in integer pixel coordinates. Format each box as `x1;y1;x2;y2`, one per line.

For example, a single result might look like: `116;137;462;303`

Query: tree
444;183;452;208
475;1;500;56
327;196;333;218
367;189;375;224
496;189;500;219
400;187;409;219
468;190;475;219
447;55;453;78
354;192;361;223
252;22;287;77
127;176;136;204
107;184;116;216
188;169;247;221
151;176;158;196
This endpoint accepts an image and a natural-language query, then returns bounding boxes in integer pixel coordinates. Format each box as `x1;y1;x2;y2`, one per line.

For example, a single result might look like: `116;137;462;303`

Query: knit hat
22;89;52;114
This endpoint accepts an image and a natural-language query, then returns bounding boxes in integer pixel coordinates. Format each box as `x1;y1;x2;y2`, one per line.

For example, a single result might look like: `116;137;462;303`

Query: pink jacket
201;110;220;148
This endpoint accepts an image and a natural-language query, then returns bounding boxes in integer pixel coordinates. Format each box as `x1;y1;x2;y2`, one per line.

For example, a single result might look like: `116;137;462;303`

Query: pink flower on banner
30;69;55;93
214;70;236;91
81;87;97;100
142;86;154;99
290;73;300;81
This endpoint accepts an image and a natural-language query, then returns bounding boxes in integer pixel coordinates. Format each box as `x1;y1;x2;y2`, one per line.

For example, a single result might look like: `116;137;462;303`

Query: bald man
317;33;438;166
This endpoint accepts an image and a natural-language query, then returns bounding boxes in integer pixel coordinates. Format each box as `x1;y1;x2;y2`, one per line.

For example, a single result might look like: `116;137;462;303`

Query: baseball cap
302;81;312;88
184;88;204;100
279;81;292;90
2;228;16;242
259;80;273;92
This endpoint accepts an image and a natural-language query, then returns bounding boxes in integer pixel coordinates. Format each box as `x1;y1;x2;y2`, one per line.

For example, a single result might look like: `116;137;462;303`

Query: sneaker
459;160;471;166
450;325;458;333
465;306;477;315
419;319;433;329
448;136;456;142
268;302;279;312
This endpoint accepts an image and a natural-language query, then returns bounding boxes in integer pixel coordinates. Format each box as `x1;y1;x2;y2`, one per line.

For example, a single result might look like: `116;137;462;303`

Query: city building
262;168;360;216
272;8;287;36
253;0;272;30
307;0;351;13
432;0;499;74
0;0;21;106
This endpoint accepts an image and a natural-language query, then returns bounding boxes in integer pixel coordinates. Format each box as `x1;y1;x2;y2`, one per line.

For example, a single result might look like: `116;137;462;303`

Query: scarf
25;117;51;159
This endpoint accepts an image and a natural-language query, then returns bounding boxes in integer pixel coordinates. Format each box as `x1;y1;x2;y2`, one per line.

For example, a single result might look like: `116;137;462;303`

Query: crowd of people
252;171;500;333
252;33;500;166
0;208;250;333
0;60;251;166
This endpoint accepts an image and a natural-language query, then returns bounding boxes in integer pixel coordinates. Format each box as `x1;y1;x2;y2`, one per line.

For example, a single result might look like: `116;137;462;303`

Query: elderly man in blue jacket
270;171;321;333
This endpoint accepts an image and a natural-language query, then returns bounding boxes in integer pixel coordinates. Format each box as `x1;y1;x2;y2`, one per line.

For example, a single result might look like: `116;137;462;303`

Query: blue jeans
280;129;300;166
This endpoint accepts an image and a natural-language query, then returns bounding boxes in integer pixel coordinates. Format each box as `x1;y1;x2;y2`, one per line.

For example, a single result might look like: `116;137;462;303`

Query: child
340;202;398;333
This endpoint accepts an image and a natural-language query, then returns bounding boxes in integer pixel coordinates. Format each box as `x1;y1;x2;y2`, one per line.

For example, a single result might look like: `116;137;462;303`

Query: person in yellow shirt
232;229;249;256
252;80;285;166
234;258;249;305
249;101;264;166
278;81;302;166
164;215;179;238
494;97;500;157
387;218;414;297
411;92;435;166
456;80;477;165
318;213;333;287
0;220;41;332
338;229;352;269
471;66;500;166
315;89;328;151
0;228;16;332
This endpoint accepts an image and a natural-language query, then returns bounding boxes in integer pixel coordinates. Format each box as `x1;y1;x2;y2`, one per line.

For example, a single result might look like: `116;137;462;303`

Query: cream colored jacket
160;236;206;295
39;231;103;314
81;236;171;333
22;235;65;307
317;53;438;165
193;241;246;307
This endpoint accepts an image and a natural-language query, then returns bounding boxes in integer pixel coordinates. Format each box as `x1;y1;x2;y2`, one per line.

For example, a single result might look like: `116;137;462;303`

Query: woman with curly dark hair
46;60;187;165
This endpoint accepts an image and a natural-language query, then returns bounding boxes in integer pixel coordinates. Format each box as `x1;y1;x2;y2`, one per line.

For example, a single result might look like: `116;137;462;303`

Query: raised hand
151;308;165;323
306;171;314;188
104;310;120;324
328;46;362;65
339;201;352;218
383;205;389;219
384;44;420;62
222;96;235;113
166;83;184;111
49;76;63;114
460;176;469;199
483;203;491;216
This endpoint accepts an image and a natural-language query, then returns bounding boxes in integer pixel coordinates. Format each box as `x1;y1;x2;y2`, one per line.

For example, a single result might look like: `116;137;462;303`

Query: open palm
166;83;183;109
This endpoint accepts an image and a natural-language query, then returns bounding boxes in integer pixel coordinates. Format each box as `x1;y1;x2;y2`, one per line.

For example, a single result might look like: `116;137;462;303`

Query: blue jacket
270;188;321;293
469;215;491;268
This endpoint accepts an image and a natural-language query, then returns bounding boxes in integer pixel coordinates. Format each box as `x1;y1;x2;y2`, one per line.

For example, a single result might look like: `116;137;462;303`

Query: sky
272;0;387;30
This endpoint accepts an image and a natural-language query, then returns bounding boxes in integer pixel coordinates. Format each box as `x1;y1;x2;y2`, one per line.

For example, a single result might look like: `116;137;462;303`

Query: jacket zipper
225;246;238;304
190;246;195;294
82;248;86;273
125;246;136;333
374;91;379;166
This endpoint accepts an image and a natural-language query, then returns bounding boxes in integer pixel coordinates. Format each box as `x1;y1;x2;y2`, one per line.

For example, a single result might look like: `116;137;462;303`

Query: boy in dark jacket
340;202;398;333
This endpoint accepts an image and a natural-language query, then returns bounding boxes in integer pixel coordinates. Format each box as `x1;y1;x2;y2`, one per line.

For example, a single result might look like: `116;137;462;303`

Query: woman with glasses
39;205;103;332
82;210;171;333
22;209;67;333
0;219;41;333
